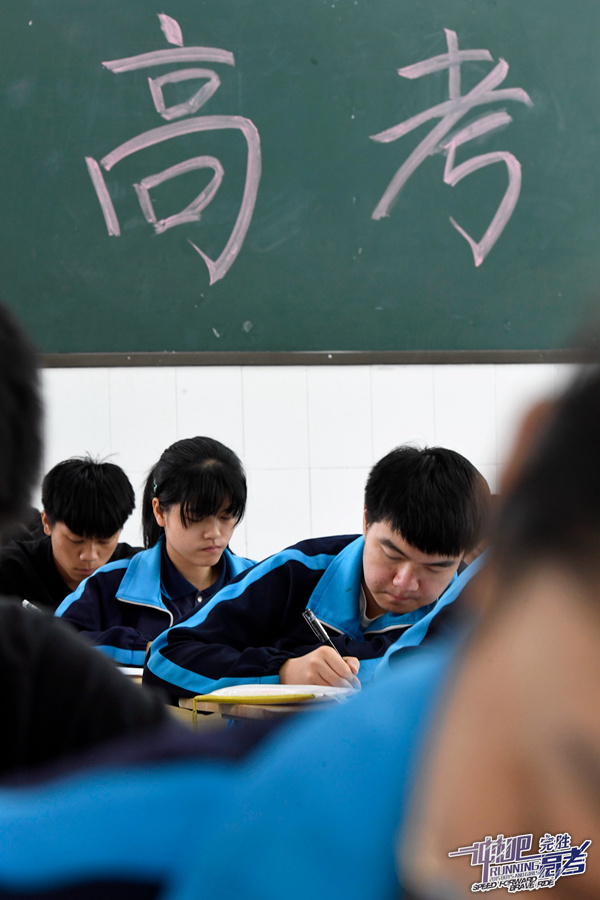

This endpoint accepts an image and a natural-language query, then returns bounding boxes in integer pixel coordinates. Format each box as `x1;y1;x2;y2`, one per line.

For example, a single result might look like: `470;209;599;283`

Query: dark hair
42;456;135;538
364;445;490;557
0;304;42;535
495;363;600;580
142;436;247;548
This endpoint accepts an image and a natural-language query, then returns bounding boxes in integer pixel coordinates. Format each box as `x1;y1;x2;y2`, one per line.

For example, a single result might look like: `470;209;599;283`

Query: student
0;599;173;776
0;456;139;611
2;360;600;900
0;301;171;776
143;446;489;699
56;437;255;667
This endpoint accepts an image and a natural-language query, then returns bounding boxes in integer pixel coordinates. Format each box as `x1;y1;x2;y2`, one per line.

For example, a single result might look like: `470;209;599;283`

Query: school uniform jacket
55;540;255;667
0;536;141;612
0;632;460;900
143;534;483;699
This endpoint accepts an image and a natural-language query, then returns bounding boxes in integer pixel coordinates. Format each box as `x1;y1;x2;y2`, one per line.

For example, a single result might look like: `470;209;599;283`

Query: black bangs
178;460;247;526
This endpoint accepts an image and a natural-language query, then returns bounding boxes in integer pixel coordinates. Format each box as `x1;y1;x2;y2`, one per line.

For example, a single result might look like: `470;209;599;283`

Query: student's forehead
373;521;458;562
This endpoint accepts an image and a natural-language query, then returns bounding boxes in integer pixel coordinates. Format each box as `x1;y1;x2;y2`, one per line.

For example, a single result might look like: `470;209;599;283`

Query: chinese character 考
371;29;533;266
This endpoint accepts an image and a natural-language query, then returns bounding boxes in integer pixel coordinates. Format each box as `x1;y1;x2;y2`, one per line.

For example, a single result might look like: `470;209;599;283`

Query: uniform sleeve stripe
96;645;148;667
54;559;131;617
155;549;337;636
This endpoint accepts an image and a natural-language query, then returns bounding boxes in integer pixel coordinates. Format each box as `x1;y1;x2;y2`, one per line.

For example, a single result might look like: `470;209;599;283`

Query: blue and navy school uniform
55;539;255;667
143;534;482;699
0;634;460;900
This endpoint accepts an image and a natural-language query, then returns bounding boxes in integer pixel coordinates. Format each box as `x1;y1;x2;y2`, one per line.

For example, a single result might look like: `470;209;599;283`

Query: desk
179;696;335;724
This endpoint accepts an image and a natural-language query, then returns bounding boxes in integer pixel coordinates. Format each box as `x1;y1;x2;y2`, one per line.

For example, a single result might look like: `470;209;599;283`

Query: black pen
302;608;344;659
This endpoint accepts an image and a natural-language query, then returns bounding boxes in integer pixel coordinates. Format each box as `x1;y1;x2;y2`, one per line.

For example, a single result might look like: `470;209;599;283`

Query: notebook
192;683;356;705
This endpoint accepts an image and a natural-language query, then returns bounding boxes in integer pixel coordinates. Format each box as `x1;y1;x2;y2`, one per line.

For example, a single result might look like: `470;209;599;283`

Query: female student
56;436;255;667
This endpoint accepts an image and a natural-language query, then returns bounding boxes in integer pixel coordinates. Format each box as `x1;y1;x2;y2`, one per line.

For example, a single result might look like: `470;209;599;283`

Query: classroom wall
38;363;574;562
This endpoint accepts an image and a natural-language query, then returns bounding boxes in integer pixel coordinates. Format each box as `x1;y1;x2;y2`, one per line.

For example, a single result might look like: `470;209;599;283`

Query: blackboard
1;0;600;358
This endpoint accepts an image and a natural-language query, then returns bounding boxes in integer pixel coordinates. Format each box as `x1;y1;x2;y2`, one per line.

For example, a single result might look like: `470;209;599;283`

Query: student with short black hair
0;456;139;611
144;445;489;699
41;456;136;546
56;436;255;667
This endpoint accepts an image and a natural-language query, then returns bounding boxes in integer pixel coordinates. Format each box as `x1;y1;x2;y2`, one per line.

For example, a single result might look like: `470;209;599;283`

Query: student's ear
40;509;52;537
152;496;167;528
362;507;369;538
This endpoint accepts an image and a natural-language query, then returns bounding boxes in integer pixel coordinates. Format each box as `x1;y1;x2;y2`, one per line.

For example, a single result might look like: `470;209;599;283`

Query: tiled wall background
38;363;574;561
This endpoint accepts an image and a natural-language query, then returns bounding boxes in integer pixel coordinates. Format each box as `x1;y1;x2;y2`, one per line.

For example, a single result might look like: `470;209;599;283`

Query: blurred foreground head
496;362;600;585
0;304;41;536
404;360;600;899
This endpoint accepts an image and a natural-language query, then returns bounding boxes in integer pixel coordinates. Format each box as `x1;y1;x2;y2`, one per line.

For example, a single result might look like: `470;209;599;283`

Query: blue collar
307;536;435;640
117;542;165;610
117;538;234;612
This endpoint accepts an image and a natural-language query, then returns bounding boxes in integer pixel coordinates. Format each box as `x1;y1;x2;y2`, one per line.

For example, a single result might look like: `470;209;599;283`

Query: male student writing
0;456;139;611
144;445;489;698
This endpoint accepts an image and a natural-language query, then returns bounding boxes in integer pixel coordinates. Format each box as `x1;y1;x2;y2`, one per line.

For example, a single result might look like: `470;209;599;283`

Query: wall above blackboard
2;0;600;359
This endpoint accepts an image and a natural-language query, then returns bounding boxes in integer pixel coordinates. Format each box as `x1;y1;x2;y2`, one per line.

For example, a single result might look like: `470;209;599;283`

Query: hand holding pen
302;608;344;655
279;609;361;689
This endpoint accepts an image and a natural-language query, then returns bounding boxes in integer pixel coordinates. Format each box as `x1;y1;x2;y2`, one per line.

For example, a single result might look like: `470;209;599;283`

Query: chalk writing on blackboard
371;29;533;266
85;13;261;285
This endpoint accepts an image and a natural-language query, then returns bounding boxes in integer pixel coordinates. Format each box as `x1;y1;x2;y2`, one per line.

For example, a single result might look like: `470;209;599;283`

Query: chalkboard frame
41;349;580;368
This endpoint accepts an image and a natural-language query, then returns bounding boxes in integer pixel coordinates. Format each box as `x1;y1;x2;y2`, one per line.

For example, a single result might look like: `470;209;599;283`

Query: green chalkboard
1;0;600;356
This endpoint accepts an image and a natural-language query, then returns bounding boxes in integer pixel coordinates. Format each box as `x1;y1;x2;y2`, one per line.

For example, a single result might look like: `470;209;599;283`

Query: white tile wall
176;367;245;459
107;368;178;474
371;366;435;458
310;468;370;538
433;365;497;466
42;369;112;467
242;368;309;470
307;367;372;468
246;468;311;562
38;363;568;559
